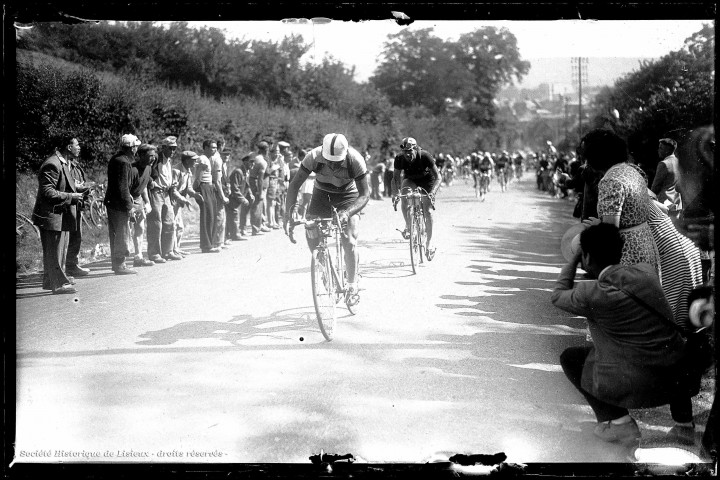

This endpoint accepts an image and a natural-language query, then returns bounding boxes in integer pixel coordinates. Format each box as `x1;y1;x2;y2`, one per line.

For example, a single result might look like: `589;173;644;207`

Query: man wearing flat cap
651;137;682;219
146;136;181;262
104;134;141;274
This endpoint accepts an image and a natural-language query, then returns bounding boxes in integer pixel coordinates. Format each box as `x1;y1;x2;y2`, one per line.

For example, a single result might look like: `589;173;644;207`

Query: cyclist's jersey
394;149;437;183
479;158;492;172
435;157;446;170
300;146;367;194
495;156;509;171
470;157;481;171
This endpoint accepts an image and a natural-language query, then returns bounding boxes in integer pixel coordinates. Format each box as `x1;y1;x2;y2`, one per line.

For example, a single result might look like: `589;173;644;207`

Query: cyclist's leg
335;191;361;286
400;178;417;233
303;188;326;252
421;194;434;252
342;213;360;285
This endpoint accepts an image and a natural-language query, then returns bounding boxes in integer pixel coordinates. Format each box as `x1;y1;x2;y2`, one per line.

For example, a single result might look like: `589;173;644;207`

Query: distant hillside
515;57;653;89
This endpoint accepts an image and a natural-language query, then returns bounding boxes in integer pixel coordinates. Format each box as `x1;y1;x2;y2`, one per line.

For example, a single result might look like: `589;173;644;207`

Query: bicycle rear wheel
408;208;417;274
16;212;40;241
311;248;337;341
89;199;106;226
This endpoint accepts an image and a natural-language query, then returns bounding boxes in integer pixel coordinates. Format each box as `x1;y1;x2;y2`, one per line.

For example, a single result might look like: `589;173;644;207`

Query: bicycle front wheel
311;248;337;341
416;210;427;264
408;208;417;274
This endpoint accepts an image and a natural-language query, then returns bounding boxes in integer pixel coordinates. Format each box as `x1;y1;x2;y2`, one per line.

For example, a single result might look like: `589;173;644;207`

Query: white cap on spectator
121;134;141;147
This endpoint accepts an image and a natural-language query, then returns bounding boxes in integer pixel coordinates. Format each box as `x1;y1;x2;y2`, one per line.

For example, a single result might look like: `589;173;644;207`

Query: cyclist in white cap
283;133;369;298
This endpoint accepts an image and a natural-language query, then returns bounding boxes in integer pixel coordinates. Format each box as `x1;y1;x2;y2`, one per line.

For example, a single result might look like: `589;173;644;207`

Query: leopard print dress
597;163;660;273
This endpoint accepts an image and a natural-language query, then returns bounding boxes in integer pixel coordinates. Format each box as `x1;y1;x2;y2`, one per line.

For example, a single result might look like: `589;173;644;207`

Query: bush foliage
590;23;714;171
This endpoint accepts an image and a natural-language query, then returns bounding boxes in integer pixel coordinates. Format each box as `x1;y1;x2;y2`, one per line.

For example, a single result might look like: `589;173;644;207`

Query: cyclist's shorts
307;187;358;218
401;178;432;195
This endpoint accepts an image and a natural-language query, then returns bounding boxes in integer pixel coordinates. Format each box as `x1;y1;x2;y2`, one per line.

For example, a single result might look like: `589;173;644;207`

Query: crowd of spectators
550;127;715;458
32;134;311;285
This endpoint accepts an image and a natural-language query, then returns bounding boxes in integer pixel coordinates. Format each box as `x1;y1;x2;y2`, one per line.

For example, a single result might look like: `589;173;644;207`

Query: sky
181;20;712;84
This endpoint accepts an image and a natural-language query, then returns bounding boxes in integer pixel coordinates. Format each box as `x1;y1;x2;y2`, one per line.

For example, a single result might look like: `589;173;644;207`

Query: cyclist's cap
322;133;348;162
180;150;199;161
278;141;290;148
400;137;417;151
120;134;141;147
257;141;269;149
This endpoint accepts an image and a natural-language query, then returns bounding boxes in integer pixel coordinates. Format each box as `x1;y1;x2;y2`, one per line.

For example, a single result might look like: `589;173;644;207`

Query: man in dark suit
32;136;86;294
553;223;689;448
104;134;141;274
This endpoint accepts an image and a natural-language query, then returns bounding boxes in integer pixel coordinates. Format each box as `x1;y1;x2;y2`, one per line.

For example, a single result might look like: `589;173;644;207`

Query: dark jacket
104;150;135;212
552;262;687;409
227;167;250;208
32;152;78;231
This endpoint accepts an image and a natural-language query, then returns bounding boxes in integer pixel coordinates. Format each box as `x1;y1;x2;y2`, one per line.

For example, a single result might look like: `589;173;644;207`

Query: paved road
14;175;705;464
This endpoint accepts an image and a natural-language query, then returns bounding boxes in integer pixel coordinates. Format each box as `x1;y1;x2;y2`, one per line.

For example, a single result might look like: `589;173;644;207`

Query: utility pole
564;96;569;139
571;57;588;138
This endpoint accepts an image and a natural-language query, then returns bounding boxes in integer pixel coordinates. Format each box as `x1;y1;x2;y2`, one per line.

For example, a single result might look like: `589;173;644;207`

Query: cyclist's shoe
400;228;410;240
346;283;360;306
426;246;436;262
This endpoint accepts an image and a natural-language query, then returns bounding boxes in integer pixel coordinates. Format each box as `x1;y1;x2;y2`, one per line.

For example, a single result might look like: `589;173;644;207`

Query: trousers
560;346;693;423
197;183;217;251
40;229;70;289
107;207;131;269
146;189;175;257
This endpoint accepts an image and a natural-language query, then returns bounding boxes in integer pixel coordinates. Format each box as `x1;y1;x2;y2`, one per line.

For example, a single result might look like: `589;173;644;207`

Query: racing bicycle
289;207;359;341
393;186;435;274
496;167;508;192
477;171;491;201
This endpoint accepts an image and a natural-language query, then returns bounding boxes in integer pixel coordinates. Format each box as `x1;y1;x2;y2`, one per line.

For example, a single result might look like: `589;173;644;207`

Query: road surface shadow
135;310;320;346
361;258;416;279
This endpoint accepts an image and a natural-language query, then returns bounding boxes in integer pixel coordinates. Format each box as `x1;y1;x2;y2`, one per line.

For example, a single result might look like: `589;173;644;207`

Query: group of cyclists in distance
282;133;562;309
434;149;531;200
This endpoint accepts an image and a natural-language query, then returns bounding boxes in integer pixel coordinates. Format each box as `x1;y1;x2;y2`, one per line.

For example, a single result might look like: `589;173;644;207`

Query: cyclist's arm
428;159;442;196
392;168;403;196
344;173;370;219
285;166;310;218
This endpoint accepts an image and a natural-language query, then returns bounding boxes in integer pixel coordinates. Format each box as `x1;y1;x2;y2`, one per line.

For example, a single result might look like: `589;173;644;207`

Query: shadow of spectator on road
135;308;323;346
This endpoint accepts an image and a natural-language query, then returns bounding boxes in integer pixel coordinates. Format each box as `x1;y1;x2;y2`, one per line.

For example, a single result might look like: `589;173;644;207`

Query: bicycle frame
394;186;433;273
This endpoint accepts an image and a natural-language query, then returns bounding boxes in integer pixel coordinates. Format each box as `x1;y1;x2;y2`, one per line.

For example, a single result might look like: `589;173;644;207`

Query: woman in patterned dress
579;129;660;274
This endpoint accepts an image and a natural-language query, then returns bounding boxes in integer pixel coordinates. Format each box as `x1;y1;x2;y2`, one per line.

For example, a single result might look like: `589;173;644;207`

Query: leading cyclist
283;133;369;299
392;137;441;261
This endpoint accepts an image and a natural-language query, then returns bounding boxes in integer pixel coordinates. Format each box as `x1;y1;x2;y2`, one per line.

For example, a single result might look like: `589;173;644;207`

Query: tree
452;27;530;127
371;28;472;115
590;23;714;171
371;27;529;127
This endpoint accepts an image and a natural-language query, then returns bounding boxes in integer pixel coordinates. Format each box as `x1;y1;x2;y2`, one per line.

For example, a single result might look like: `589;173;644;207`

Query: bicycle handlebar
287;217;337;244
392;187;435;211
